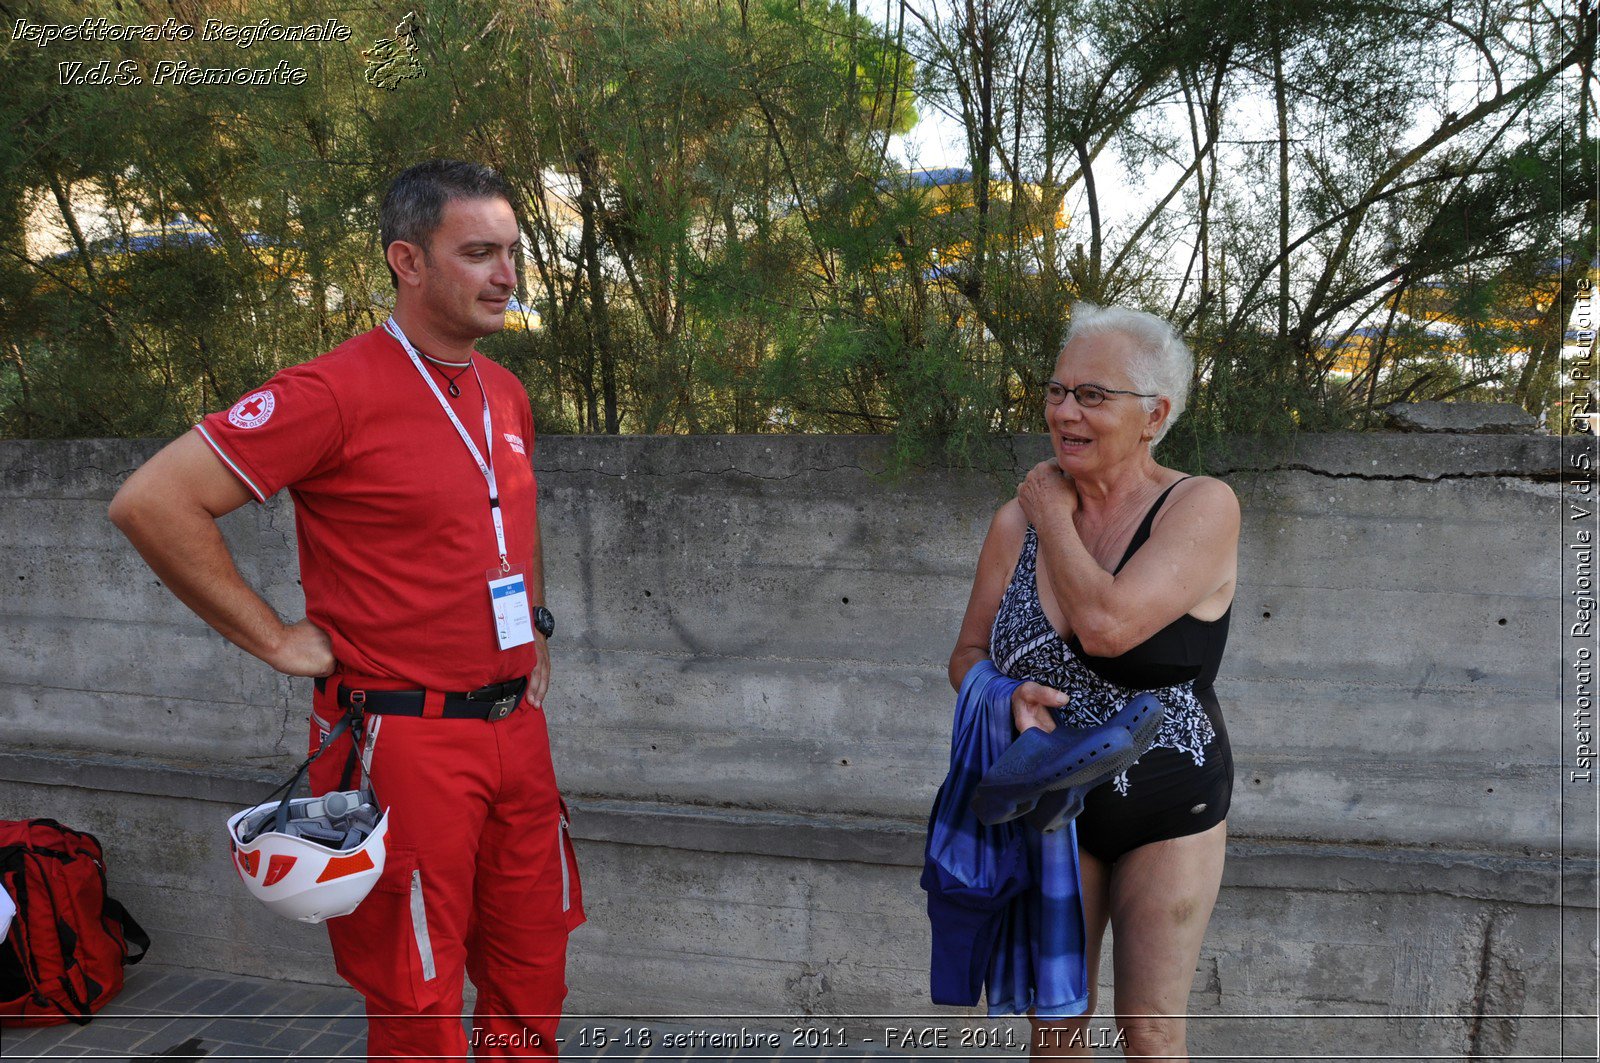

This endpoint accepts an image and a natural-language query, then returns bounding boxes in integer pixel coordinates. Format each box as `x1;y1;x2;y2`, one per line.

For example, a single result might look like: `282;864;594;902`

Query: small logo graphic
503;432;526;455
228;390;276;429
363;12;425;91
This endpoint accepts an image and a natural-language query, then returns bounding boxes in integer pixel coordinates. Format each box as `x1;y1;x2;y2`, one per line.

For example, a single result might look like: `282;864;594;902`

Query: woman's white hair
1063;301;1193;446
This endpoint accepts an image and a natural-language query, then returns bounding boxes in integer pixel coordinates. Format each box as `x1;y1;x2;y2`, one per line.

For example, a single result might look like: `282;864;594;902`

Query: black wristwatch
533;606;555;639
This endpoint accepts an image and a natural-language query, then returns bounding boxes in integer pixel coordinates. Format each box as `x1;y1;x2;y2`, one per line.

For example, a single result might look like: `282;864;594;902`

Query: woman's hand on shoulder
1017;459;1077;527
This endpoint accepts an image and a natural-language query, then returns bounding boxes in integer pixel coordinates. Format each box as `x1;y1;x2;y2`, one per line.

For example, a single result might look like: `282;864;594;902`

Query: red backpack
0;819;149;1026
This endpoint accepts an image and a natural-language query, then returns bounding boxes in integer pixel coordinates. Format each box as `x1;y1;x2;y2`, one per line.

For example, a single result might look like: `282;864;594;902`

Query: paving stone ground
0;965;367;1061
0;963;956;1062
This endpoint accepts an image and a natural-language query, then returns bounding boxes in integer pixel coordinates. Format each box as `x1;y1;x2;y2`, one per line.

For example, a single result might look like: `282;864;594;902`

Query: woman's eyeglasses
1045;381;1157;407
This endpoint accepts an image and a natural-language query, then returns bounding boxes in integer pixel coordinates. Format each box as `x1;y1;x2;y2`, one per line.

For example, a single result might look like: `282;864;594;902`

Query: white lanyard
384;317;509;572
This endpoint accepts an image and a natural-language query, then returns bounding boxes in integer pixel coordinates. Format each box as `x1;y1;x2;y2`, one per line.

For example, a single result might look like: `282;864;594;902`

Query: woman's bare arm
1030;470;1240;658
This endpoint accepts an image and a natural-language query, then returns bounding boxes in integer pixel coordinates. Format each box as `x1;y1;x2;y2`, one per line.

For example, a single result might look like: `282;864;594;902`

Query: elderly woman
948;303;1239;1060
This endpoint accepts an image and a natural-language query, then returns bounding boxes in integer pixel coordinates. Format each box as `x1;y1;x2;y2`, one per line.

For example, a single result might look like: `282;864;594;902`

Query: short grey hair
379;160;515;287
1064;302;1193;446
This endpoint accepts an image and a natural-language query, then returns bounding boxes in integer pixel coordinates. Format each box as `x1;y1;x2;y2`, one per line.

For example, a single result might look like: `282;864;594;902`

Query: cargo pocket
557;799;585;930
329;842;428;1012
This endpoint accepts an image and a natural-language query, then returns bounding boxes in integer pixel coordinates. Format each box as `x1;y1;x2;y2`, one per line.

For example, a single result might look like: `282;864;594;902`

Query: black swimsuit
989;478;1234;863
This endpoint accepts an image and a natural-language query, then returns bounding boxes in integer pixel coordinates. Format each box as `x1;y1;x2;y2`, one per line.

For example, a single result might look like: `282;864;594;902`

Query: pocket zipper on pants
557;814;571;912
410;869;437;981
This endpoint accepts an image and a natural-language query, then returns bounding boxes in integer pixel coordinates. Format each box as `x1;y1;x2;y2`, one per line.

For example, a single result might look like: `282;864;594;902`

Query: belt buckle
468;684;519;722
487;694;517;722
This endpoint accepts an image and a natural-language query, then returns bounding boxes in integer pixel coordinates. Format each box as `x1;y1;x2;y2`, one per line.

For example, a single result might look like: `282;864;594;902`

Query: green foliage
0;0;1587;460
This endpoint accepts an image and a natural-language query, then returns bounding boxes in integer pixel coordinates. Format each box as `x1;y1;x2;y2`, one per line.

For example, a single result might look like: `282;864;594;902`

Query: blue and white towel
922;659;1089;1018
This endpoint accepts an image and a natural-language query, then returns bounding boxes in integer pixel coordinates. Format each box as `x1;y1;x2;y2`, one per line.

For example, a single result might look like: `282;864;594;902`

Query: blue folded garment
922;660;1089;1016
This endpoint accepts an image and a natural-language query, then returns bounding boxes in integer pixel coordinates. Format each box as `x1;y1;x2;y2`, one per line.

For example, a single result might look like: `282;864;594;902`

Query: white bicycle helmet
226;714;390;924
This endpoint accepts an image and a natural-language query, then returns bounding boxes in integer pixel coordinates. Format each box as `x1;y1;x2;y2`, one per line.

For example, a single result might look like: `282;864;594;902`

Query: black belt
314;676;528;722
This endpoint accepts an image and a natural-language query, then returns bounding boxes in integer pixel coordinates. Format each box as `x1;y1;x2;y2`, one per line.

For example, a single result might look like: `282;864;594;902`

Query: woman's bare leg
1106;821;1228;1061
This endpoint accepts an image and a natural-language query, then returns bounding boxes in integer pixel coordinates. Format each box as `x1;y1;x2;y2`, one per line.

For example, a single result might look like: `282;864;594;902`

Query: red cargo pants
309;680;584;1061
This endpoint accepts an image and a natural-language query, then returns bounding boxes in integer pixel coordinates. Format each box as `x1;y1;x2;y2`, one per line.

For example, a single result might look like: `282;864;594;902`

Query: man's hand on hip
531;631;551;709
265;618;336;677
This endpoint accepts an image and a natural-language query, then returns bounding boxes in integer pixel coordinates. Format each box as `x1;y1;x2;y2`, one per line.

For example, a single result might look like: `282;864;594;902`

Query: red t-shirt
196;326;539;691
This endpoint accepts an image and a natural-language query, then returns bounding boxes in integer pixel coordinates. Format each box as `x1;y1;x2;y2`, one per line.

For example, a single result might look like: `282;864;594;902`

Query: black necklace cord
426;356;474;397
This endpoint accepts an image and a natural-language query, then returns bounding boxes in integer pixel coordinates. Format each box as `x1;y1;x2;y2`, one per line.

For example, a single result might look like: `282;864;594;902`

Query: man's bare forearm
114;497;287;661
108;432;332;676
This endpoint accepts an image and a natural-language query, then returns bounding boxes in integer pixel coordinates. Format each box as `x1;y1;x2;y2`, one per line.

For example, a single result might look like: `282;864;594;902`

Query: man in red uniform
109;160;583;1060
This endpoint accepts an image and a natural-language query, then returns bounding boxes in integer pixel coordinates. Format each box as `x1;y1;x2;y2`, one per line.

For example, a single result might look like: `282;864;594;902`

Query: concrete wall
1;433;1593;1057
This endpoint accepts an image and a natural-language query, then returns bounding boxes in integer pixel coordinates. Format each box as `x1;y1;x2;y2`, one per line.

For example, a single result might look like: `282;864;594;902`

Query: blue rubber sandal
1022;783;1089;834
970;692;1166;827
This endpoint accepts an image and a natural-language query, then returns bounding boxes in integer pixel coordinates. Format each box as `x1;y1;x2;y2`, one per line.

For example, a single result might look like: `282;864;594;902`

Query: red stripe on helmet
315;849;376;883
263;853;298;886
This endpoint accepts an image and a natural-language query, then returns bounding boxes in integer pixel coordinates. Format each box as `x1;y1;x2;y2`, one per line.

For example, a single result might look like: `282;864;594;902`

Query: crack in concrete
545;462;874;481
1248;871;1562;907
4;461;141;483
5;494;124;502
273;683;297;759
563;643;926;669
10;680;249;707
1209;462;1572;484
1465;909;1514;1058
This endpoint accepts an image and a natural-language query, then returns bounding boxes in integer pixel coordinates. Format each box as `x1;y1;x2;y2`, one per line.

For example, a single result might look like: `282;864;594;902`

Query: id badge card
487;565;536;650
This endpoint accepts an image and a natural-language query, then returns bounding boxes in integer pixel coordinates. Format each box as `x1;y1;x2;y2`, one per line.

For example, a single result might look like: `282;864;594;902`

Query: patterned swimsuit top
988;478;1232;786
